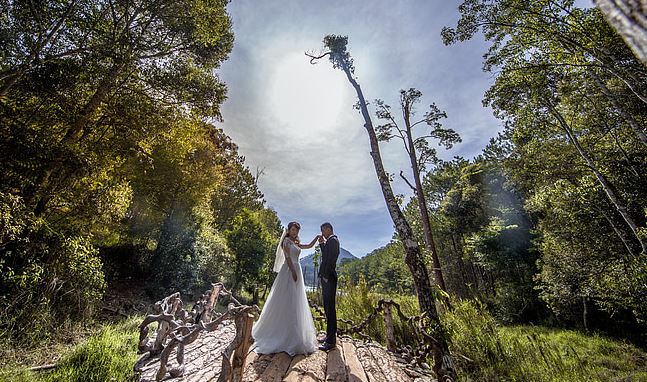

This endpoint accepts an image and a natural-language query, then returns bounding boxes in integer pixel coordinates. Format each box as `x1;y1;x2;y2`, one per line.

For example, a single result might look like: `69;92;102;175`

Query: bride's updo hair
286;221;301;244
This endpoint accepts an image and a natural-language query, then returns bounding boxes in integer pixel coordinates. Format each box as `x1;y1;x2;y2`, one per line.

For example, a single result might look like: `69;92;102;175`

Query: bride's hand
291;269;297;282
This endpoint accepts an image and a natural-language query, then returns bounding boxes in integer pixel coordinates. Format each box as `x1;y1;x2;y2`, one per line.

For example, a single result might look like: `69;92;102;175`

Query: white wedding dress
251;237;318;355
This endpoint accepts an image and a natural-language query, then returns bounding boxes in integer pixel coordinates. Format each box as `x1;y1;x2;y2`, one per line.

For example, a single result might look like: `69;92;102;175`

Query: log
241;352;272;382
383;304;396;352
256;352;292;382
231;313;254;382
341;341;368;382
367;344;410;382
220;307;258;382
204;283;224;322
325;343;347;382
355;343;388;382
293;348;327;382
283;354;307;382
102;306;129;318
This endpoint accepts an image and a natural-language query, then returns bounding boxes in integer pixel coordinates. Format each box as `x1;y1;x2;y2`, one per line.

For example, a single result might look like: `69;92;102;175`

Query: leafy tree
339;241;414;294
374;88;462;297
225;208;279;303
0;0;238;340
443;0;647;331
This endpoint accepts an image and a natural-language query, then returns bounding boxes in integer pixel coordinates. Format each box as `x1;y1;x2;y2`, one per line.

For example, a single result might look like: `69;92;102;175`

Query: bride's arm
297;236;320;249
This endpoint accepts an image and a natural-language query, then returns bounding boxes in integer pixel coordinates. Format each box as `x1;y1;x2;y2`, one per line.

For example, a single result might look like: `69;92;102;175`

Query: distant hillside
300;247;357;287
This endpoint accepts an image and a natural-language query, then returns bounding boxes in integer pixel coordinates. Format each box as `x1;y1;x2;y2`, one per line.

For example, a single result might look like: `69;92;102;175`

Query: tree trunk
595;0;647;66
402;104;449;303
595;204;638;257
450;234;469;297
547;100;647;254
582;295;589;331
337;57;456;382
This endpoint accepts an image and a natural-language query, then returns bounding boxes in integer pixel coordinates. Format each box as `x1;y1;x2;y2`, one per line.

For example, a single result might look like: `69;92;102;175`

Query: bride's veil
272;228;288;273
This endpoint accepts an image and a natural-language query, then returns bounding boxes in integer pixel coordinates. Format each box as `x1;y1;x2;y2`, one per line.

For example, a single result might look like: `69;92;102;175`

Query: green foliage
0;193;106;342
443;0;647;335
225;208;281;301
444;299;647;381
401;158;544;323
0;0;275;343
0;316;140;382
335;276;419;345
339;241;413;294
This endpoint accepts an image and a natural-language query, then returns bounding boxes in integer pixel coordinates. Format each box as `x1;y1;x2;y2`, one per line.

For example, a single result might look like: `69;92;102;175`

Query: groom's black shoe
318;342;336;351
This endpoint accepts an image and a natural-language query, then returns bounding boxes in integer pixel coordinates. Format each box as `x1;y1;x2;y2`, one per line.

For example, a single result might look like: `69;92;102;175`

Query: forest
1;0;647;381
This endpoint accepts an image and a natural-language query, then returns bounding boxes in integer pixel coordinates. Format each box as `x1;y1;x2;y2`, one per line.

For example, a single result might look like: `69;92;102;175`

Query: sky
217;0;503;258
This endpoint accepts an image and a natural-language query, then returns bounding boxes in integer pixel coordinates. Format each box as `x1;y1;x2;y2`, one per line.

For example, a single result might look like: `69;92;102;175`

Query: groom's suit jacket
318;235;340;280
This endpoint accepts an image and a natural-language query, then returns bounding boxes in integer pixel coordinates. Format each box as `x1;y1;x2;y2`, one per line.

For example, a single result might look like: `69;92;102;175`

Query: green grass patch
444;299;647;382
0;316;141;382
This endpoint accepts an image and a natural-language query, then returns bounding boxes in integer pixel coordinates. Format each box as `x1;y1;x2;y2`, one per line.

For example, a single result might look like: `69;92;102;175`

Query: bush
333;276;419;345
0;193;106;344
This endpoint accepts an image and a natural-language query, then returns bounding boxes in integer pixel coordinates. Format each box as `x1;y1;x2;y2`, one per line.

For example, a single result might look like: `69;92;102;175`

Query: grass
0;316;141;382
444;299;647;381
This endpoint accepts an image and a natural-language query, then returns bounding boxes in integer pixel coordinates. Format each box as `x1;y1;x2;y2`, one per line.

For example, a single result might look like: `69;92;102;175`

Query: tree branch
399;171;417;193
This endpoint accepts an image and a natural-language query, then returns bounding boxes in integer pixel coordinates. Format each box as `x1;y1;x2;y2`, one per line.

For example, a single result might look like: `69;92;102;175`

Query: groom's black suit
318;234;339;345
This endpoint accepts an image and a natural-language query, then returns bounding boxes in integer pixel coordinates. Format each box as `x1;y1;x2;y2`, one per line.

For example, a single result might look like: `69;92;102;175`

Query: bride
251;221;319;355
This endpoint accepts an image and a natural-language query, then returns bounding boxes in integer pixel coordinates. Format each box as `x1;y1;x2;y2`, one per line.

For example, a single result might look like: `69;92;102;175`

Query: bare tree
306;35;456;382
373;89;462;303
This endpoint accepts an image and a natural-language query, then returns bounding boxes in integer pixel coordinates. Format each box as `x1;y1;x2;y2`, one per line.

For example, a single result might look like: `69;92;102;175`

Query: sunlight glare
268;52;349;141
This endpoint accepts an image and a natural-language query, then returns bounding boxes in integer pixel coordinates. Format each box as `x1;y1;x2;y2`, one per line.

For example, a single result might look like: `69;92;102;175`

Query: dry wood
367;344;410;382
242;353;272;382
325;344;347;382
225;312;255;382
204;283;224;322
341;341;368;382
257;352;292;382
355;344;388;382
27;363;57;372
283;354;307;382
383;304;396;352
293;349;328;382
135;283;259;382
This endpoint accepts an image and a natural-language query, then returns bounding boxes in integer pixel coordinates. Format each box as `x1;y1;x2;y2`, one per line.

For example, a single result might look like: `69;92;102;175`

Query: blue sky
218;1;505;257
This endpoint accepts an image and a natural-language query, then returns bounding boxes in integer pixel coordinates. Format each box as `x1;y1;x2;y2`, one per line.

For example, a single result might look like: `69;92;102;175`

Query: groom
318;222;339;351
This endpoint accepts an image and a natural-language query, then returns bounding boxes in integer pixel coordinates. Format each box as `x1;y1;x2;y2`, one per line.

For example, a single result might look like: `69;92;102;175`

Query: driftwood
341;340;369;382
134;283;258;382
28;363;57;372
309;297;444;372
218;306;257;382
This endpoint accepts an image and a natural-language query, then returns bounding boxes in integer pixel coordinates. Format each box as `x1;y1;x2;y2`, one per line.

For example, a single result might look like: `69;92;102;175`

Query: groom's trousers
321;276;337;344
